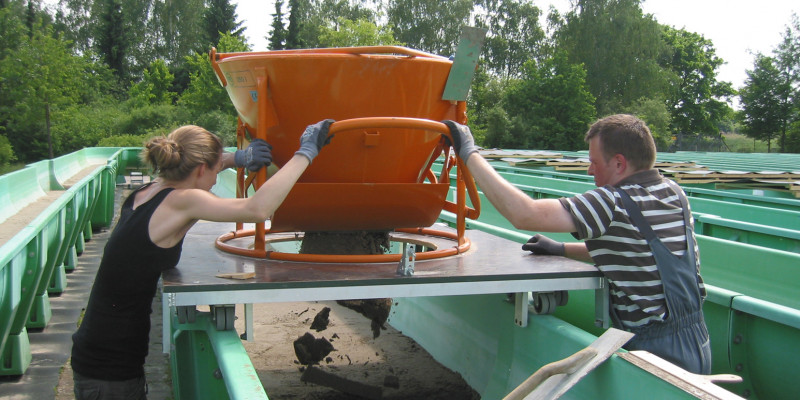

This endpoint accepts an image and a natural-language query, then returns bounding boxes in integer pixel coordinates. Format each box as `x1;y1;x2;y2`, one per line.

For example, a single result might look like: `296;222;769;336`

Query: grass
723;132;772;153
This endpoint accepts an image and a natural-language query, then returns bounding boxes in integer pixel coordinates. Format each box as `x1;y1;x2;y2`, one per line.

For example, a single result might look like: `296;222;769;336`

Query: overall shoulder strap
616;188;657;241
665;181;692;229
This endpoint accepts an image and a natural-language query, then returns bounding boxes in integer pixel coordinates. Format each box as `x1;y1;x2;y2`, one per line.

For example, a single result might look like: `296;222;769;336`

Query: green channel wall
0;148;122;375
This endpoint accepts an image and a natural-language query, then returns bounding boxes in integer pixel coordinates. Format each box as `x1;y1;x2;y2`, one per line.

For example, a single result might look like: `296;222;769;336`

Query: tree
285;0;304;49
739;55;785;151
552;0;668;116
52;0;95;54
501;52;596;150
317;17;399;47
474;0;546;81
147;0;205;66
283;0;379;50
0;27;101;160
771;13;799;152
94;0;130;88
268;0;287;50
623;96;673;150
178;33;249;118
661;26;733;140
202;0;244;48
128;59;176;108
386;0;474;56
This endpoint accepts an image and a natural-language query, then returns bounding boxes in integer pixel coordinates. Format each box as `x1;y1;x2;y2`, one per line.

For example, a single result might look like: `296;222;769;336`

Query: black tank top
72;184;183;380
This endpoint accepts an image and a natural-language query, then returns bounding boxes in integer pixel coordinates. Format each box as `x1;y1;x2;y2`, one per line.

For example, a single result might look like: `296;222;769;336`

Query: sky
232;0;798;91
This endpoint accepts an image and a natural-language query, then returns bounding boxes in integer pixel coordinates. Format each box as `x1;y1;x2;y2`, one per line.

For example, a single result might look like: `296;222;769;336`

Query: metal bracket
514;292;532;327
594;279;610;328
514;291;569;327
396;242;416;276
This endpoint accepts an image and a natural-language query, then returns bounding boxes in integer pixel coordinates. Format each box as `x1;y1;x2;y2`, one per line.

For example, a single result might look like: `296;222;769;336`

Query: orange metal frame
210;47;481;263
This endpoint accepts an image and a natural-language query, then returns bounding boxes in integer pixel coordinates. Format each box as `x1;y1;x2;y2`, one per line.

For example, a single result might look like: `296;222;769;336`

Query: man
443;114;711;374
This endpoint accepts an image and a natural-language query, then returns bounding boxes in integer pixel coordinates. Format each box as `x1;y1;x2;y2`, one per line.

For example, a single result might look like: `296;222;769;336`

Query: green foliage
286;0;307;49
474;0;546;80
97;133;150;147
51;101;125;154
723;132;772;153
3;0;797;164
0;24;105;161
127;59;176;108
202;0;245;48
269;0;287;50
0;134;16;165
114;104;188;137
0;5;26;60
482;105;511;149
739;55;786;152
387;0;474;55
553;0;668;116
661;26;733;139
178;33;248;118
94;0;130;86
623;97;673;150
786;121;800;153
467;62;506;146
146;0;206;67
318;18;400;47
192;110;238;147
285;0;380;49
501;52;595;150
770;13;799;152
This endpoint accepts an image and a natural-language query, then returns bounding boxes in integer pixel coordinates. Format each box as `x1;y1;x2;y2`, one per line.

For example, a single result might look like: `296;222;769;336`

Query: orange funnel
211;46;478;235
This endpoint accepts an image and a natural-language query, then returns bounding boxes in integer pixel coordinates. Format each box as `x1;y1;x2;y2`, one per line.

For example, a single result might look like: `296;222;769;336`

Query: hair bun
144;136;182;171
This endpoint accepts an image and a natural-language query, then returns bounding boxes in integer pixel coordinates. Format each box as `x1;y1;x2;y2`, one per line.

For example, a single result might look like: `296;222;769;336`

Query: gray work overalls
615;185;712;375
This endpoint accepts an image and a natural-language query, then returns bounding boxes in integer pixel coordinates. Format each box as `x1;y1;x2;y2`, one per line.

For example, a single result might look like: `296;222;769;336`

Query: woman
71;120;334;399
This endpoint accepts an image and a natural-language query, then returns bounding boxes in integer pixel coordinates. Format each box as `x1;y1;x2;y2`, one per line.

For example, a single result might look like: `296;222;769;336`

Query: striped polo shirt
558;169;705;328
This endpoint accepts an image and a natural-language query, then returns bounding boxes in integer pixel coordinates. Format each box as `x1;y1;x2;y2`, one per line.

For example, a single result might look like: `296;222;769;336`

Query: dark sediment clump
300;230;393;338
336;299;392;339
311;307;331;331
293;332;335;365
300;231;391;255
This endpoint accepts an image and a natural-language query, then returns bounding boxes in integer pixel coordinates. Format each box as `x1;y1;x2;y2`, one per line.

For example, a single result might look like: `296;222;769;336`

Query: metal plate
162;221;602;303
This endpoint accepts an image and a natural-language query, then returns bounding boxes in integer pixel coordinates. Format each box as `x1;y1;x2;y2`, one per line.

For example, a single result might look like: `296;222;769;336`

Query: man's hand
295;119;335;163
522;234;565;256
442;120;478;161
234;139;273;172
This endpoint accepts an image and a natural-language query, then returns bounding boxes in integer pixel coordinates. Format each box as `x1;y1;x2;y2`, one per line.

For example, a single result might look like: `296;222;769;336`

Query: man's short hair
585;114;656;171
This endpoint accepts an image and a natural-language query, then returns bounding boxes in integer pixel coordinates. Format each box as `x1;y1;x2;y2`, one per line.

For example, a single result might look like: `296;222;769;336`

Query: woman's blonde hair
140;125;223;181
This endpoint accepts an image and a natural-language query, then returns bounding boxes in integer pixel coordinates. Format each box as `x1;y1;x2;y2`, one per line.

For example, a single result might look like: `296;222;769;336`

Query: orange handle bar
328;117;481;221
328;117;450;136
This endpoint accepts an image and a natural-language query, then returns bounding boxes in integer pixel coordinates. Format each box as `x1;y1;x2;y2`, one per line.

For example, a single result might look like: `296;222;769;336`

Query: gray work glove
522;234;565;256
295;119;334;163
442;120;479;161
234;139;273;172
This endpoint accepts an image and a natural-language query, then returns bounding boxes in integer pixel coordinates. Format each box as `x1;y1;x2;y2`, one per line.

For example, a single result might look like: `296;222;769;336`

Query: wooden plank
504;328;634;400
619;351;744;400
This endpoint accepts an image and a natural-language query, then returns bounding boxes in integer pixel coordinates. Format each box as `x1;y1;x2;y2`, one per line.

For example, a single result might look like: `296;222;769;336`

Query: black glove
295;119;335;163
442;120;478;161
522;234;565;256
234;139;273;172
